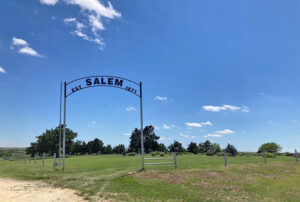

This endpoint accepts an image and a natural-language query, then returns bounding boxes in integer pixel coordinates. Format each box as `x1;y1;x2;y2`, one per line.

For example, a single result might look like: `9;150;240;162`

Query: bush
258;142;281;153
225;144;238;156
217;152;224;156
151;153;156;156
263;153;276;158
160;153;165;157
206;151;213;156
285;152;294;156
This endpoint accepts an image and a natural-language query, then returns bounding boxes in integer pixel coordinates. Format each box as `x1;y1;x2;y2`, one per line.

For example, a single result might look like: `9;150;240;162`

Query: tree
71;140;83;154
187;142;198;154
198;140;221;155
225;144;238;156
210;143;221;154
158;143;167;152
168;141;185;152
87;138;104;154
103;144;113;154
26;125;77;156
198;140;211;153
258;142;282;153
113;144;126;154
80;141;89;154
128;125;160;153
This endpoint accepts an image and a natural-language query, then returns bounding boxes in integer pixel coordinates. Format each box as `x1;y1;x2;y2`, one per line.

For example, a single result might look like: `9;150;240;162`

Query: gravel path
0;178;85;202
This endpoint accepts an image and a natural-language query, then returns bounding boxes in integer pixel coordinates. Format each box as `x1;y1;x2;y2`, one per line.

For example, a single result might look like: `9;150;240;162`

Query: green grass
0;154;299;201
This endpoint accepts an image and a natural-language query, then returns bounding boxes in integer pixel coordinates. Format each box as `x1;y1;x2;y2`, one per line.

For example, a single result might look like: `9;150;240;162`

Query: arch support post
62;82;67;171
140;82;144;170
59;81;62;167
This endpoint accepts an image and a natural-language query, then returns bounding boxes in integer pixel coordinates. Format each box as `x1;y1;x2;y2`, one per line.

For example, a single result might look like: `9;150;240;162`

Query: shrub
160;153;165;157
258;142;281;153
151;153;156;156
285;152;294;156
263;153;276;158
217;152;224;156
206;151;213;156
225;144;238;156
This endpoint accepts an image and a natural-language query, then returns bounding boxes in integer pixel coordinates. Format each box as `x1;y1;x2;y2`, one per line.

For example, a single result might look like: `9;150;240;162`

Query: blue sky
1;0;300;152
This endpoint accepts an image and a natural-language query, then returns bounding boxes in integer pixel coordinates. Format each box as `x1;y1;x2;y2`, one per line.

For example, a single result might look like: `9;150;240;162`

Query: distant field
0;147;25;152
0;154;299;201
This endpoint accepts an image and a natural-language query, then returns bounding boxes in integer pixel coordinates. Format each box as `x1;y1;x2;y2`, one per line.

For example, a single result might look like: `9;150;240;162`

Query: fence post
224;152;227;167
295;149;298;163
42;153;45;166
264;151;267;164
174;152;177;168
35;153;37;165
53;153;57;169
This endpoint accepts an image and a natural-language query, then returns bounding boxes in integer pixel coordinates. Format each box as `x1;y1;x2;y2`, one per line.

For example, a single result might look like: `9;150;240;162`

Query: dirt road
0;178;85;202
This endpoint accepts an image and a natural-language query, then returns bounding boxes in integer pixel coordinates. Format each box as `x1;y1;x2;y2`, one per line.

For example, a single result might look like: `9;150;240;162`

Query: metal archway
59;76;144;171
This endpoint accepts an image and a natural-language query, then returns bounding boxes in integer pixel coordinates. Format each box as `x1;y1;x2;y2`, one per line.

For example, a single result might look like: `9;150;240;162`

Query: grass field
0;154;300;201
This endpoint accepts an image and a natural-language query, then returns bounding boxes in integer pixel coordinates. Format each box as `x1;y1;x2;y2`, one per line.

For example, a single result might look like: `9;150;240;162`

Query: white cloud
179;133;189;138
88;14;105;32
162;124;171;129
64;18;85;30
126;106;136;111
160;137;166;141
40;0;58;6
18;47;43;57
12;37;28;46
11;37;44;57
203;104;249;112
185;121;212;129
64;18;103;46
203;134;222;138
64;0;121;18
124;133;131;136
0;66;6;74
185;122;202;128
242;106;250;112
201;121;212;126
155;96;167;101
179;133;196;139
60;0;121;49
215;129;234;135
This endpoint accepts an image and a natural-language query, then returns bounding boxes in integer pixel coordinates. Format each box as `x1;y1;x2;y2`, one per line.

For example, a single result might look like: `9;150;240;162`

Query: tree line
187;140;238;156
26;125;240;156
